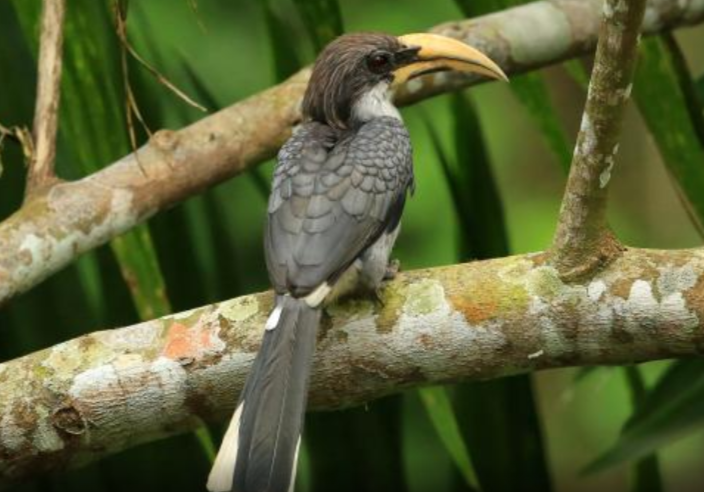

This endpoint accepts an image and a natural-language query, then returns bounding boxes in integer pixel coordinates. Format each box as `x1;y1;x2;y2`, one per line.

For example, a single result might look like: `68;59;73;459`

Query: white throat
351;82;401;123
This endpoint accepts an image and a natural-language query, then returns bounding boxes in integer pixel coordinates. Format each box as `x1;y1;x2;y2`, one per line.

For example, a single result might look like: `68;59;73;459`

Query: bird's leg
384;258;401;281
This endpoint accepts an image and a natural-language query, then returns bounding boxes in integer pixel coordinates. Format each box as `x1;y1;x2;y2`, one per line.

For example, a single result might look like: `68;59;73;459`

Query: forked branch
24;0;66;197
551;0;648;278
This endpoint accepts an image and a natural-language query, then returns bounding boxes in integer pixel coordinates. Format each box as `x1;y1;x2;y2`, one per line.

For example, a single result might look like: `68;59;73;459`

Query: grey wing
265;118;413;297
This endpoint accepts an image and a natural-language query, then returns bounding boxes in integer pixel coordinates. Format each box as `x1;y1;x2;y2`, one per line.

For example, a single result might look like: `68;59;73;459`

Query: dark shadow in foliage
306;397;406;492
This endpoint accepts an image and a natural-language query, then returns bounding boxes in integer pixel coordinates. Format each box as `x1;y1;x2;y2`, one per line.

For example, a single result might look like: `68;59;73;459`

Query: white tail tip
207;402;244;492
265;304;283;330
288;437;302;492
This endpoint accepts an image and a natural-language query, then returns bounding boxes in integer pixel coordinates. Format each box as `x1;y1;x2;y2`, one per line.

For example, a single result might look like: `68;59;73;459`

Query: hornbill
207;32;507;492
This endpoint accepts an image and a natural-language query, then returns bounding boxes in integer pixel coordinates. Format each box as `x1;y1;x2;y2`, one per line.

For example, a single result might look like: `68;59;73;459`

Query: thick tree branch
0;0;702;308
551;0;647;279
2;248;704;485
25;0;66;197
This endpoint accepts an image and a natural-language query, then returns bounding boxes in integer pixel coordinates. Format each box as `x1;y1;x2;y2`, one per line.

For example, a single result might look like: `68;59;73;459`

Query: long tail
207;295;321;492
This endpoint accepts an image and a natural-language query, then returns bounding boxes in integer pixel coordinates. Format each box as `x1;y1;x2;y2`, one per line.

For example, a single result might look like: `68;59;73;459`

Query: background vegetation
1;0;704;491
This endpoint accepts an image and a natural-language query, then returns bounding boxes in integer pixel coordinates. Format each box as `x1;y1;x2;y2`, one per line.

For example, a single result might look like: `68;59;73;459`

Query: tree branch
551;0;647;279
0;0;702;308
24;0;66;197
2;248;704;485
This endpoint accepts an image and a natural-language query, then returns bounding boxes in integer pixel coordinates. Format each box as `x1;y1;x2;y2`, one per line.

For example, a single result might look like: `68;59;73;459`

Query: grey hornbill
207;32;507;492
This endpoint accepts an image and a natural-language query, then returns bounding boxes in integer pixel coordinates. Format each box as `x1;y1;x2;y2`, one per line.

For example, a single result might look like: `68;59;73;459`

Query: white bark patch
6;187;137;301
102;320;161;352
657;263;698;297
432;71;450;87
405;79;423;95
498;2;572;65
404;280;447;317
34;417;64;453
524;266;584;357
576;114;596;157
0;411;28;453
628;280;658;315
69;356;189;443
607;85;632;106
608;278;698;339
588;280;607;302
643;7;662;31
600;156;615;188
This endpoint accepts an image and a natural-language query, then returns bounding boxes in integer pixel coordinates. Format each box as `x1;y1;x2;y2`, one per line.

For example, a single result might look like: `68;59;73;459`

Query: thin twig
114;1;206;112
114;0;150;176
187;0;208;34
1;123;38;174
25;0;66;197
550;0;647;279
0;122;20;143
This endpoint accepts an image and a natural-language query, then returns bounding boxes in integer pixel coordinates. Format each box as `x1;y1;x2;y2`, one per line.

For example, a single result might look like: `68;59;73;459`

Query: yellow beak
393;33;508;87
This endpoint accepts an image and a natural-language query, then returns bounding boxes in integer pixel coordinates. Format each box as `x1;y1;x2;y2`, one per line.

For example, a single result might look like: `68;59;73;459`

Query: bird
207;31;507;492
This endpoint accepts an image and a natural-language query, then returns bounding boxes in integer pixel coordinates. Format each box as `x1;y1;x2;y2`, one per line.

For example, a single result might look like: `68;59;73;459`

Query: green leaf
402;393;456;492
633;35;704;236
263;0;304;82
455;376;553;492
510;72;572;172
423;94;509;259
60;0;172;320
623;367;663;492
455;0;571;171
418;387;481;490
697;74;704;101
564;59;590;90
306;398;406;492
291;0;344;53
586;359;704;473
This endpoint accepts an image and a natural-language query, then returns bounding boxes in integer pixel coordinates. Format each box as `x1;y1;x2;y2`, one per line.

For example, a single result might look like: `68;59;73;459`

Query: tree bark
552;0;647;278
0;0;702;307
2;247;704;486
24;0;66;197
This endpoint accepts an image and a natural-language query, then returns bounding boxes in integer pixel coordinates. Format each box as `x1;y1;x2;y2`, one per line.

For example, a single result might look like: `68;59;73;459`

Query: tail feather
208;296;320;492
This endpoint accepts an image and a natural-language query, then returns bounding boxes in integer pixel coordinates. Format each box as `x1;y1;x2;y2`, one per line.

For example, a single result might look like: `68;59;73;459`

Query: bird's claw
384;258;401;281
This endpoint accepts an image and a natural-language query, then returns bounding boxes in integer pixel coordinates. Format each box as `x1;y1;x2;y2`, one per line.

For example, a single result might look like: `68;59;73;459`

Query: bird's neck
350;82;401;125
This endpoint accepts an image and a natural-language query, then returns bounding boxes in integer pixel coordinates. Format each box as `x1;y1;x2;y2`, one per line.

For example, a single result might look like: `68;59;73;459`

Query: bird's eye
367;52;392;73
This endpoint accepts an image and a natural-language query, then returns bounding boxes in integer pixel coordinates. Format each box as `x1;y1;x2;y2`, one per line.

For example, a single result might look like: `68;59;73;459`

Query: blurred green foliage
1;0;704;492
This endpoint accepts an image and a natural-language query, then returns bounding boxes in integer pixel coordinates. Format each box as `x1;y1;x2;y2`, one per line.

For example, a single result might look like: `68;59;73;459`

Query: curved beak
393;33;508;87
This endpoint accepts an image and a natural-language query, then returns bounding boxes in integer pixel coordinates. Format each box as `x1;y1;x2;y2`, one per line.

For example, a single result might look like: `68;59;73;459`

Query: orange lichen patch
448;260;529;326
450;295;499;324
684;274;704;321
162;322;223;361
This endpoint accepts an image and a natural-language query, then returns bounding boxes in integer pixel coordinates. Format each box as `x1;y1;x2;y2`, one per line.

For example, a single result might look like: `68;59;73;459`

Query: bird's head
302;32;507;130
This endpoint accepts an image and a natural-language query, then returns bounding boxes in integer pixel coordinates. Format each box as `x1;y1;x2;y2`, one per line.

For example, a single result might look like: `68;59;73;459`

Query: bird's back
265;117;414;298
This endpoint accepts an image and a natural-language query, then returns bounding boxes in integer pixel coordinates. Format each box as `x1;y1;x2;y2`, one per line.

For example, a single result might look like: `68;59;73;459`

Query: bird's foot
384;258;401;281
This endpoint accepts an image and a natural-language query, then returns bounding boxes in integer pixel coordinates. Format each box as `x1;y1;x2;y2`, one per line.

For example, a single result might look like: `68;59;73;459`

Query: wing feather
265;118;413;296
